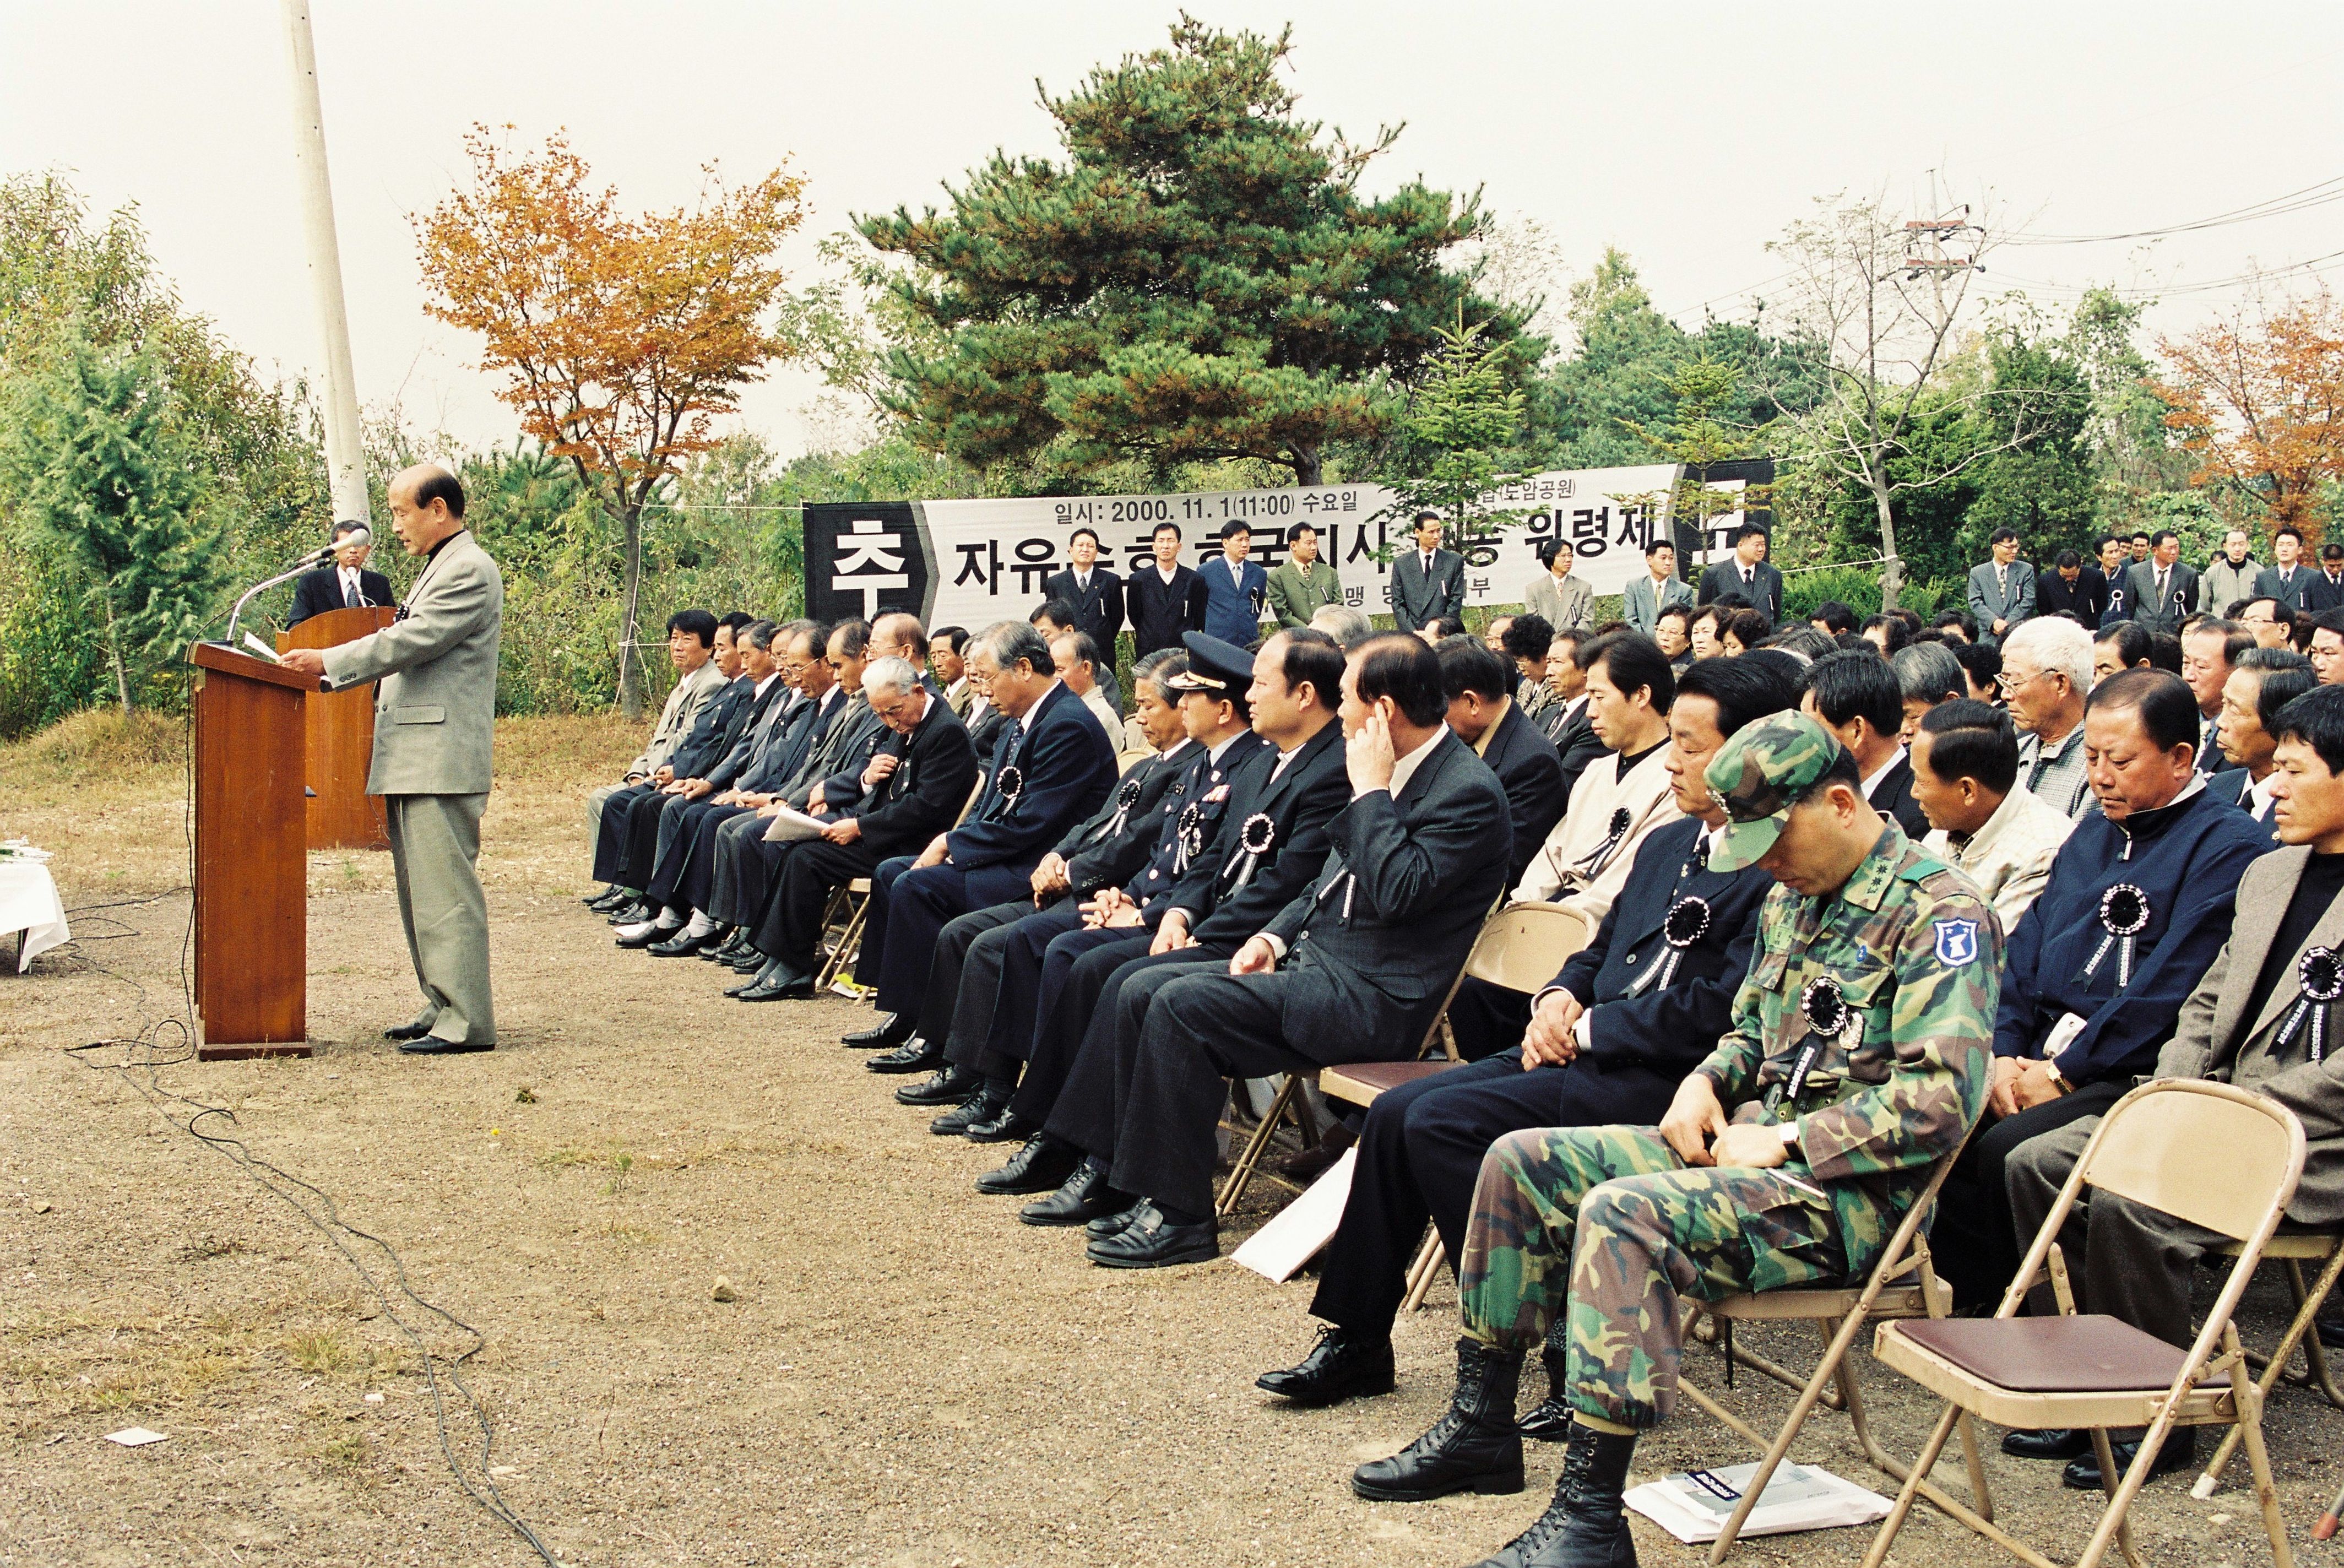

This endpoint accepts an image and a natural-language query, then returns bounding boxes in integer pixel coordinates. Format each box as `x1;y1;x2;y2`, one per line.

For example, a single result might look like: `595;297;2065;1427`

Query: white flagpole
280;0;371;531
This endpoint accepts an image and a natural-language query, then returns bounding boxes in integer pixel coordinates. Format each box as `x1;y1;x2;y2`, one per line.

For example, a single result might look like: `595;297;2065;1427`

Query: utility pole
281;0;371;531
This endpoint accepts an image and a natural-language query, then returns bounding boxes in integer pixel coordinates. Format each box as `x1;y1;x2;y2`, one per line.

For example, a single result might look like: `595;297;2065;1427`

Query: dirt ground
3;715;2339;1567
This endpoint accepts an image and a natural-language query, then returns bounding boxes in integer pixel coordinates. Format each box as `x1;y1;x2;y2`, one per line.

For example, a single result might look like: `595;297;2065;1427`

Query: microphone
308;524;371;566
224;524;377;645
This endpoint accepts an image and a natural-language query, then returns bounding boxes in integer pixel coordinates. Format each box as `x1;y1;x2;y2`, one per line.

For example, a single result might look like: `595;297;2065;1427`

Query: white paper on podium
1229;1147;1355;1282
760;807;829;843
1625;1461;1890;1543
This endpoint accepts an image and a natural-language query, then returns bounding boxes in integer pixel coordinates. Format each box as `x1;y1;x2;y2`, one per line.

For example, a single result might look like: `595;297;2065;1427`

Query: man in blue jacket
847;621;1119;1065
1200;520;1269;644
1930;668;2274;1314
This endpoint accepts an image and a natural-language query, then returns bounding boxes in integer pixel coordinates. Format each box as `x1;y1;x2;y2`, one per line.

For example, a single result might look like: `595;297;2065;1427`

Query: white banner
804;464;1760;632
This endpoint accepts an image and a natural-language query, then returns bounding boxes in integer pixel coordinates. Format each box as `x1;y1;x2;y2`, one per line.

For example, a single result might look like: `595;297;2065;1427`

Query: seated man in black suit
845;621;1119;1058
1255;655;1792;1410
728;657;978;998
1436;636;1565;888
286;520;394;626
1033;633;1515;1268
1799;649;1933;840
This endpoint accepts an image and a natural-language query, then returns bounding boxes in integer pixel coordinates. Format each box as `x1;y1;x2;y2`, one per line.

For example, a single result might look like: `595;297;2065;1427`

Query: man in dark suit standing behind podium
1042;527;1125;657
281;466;504;1054
286;520;394;627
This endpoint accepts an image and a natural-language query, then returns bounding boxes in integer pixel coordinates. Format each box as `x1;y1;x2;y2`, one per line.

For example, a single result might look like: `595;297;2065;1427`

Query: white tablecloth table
0;860;69;973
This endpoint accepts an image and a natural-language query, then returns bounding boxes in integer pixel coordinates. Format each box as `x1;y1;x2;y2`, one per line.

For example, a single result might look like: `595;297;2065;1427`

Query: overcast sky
7;2;2342;458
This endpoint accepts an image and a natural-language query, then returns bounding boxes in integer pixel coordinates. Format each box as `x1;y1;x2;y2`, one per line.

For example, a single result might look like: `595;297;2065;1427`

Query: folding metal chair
812;771;988;991
1673;1149;1993;1564
1861;1079;2307;1568
2191;1228;2344;1498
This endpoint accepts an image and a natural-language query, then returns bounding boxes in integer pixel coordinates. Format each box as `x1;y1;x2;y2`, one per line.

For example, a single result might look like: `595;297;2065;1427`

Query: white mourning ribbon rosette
1222;811;1278;891
2277;946;2344;1064
1572;806;1636;877
1766;973;1858;1115
1626;894;1711;996
1175;800;1205;874
2081;883;2151;988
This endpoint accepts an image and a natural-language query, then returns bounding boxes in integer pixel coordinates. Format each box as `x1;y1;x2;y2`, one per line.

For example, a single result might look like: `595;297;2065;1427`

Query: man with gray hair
1309;601;1375;650
1892;641;1967;742
1997;615;2096;818
731;655;980;998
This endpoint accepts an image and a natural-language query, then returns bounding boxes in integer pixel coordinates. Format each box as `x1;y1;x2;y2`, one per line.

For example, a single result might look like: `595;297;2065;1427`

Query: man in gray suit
2002;683;2344;1487
1620;538;1696;637
2121;528;2199;634
281;466;504;1054
1389;511;1466;632
1965;527;2036;642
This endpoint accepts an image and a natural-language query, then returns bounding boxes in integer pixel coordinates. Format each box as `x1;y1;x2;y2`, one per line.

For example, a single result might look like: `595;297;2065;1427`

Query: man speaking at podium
281;466;505;1054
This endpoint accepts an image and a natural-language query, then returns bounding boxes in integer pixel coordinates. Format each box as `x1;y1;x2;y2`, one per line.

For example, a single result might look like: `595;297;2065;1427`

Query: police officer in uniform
1353;713;2000;1568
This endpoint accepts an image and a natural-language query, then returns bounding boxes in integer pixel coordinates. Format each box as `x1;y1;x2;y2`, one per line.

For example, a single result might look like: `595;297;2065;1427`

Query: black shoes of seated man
1257;1325;1397;1407
976;1136;1084;1195
736;961;817;1002
606;900;650;926
1468;1426;1641;1568
1516;1341;1576;1441
867;1037;943;1075
929;1086;1002;1133
964;1103;1036;1144
896;1064;979;1105
585;886;629;913
648;926;726;958
701;930;751;962
1021;1162;1133;1226
1085;1200;1218;1268
844;1014;913;1050
2003;1426;2198;1490
615;922;672;950
934;1095;1035;1143
1352;1338;1526;1502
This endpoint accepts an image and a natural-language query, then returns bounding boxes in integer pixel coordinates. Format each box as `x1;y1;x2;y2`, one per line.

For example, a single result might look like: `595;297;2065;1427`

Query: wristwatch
2044;1057;2074;1097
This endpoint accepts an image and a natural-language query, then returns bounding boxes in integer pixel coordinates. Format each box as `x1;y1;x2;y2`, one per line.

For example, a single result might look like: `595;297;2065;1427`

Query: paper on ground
1625;1460;1890;1543
105;1428;169;1447
1230;1148;1355;1282
759;807;829;843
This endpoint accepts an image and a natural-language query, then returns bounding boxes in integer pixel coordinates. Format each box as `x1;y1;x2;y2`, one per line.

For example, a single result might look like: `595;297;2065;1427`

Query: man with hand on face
2209;648;2316;833
1266;521;1344;628
2002;683;2344;1490
1912;699;2074;932
1257;657;1792;1418
1353;713;1995;1567
1929;669;2274;1315
1392;511;1467;633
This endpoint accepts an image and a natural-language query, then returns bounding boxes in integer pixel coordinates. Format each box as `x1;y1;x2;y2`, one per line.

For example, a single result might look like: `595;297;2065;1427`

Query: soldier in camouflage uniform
1351;712;2001;1568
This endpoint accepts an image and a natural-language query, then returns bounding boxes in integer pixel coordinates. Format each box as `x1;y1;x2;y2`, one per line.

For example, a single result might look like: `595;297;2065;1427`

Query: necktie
1423;552;1434;577
2157;569;2168;603
343;571;359;609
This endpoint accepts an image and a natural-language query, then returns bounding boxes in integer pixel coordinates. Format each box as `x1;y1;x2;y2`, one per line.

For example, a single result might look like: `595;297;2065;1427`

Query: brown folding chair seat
1861;1079;2308;1568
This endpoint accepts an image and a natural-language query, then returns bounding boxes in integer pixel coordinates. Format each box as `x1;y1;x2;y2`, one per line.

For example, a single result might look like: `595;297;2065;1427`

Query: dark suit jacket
946;681;1118;870
1198;555;1268;643
1553;816;1773;1076
1697;560;1784;623
968;706;1013;761
2208;766;2280;839
2307;571;2344;614
844;696;979;857
1062;742;1195;894
2122;560;2199;632
1262;730;1513;1039
714;683;824;792
1044;567;1125;652
288;565;394;626
1866;753;1932;843
1477;702;1567;887
1168;719;1352;947
2034;567;2102;626
2256;563;2318;614
1126;565;1209;655
1541;698;1609;812
669;675;778;781
1391;549;1466;631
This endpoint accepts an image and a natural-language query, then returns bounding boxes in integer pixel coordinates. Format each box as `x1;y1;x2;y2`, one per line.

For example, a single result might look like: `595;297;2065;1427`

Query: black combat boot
1516;1332;1573;1441
1469;1424;1640;1568
1350;1338;1524;1501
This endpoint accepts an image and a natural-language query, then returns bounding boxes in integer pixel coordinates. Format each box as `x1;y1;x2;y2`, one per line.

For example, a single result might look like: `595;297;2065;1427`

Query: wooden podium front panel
189;643;311;1056
280;606;394;851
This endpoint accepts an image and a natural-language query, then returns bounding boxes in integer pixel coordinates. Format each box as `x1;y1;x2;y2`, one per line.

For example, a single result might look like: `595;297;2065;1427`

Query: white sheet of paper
105;1427;169;1447
1625;1461;1889;1543
759;807;828;843
1229;1147;1356;1282
240;632;284;664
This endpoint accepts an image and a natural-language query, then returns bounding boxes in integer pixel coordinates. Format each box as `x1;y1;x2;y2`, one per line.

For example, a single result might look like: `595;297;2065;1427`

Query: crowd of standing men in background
573;508;2344;1568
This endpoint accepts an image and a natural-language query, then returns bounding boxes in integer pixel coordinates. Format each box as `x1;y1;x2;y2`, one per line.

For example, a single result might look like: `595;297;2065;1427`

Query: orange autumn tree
416;126;806;715
2156;283;2344;541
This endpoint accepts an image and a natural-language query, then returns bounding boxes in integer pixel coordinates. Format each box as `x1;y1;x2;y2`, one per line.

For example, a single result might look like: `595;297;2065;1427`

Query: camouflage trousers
1458;1124;1844;1430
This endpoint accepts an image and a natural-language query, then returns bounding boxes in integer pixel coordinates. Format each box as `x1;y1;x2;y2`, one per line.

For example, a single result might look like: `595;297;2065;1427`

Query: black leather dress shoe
398;1037;493;1055
2002;1426;2092;1461
2320;1313;2344;1352
384;1021;435;1041
729;947;769;973
896;1065;979;1106
866;1037;943;1075
606;901;650;926
615;924;671;950
648;929;719;957
963;1105;1037;1144
737;974;816;1002
702;930;750;961
1021;1164;1132;1227
725;963;780;999
975;1137;1082;1196
929;1089;1001;1135
844;1014;912;1050
2061;1429;2196;1490
585;887;628;912
1087;1201;1218;1268
1086;1201;1143;1239
1257;1325;1397;1407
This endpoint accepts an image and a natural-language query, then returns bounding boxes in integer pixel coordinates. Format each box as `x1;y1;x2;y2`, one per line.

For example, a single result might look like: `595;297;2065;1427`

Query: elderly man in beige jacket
1909;699;2074;931
281;465;505;1053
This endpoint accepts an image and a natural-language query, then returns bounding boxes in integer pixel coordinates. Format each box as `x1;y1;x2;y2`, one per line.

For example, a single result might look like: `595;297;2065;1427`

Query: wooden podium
189;642;312;1059
279;606;394;850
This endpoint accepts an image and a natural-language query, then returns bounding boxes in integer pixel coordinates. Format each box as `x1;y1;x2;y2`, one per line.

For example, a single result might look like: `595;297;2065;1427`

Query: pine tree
0;323;222;710
859;18;1533;486
1377;316;1533;544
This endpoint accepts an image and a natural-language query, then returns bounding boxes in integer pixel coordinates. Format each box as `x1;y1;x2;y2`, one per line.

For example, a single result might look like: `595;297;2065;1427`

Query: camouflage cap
1705;710;1847;871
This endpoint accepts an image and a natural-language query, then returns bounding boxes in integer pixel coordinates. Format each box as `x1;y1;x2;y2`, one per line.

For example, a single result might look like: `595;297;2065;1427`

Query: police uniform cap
1169;632;1253;698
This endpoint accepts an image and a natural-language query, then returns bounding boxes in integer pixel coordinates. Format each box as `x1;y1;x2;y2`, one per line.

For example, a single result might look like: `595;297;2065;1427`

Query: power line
2004;173;2344;247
